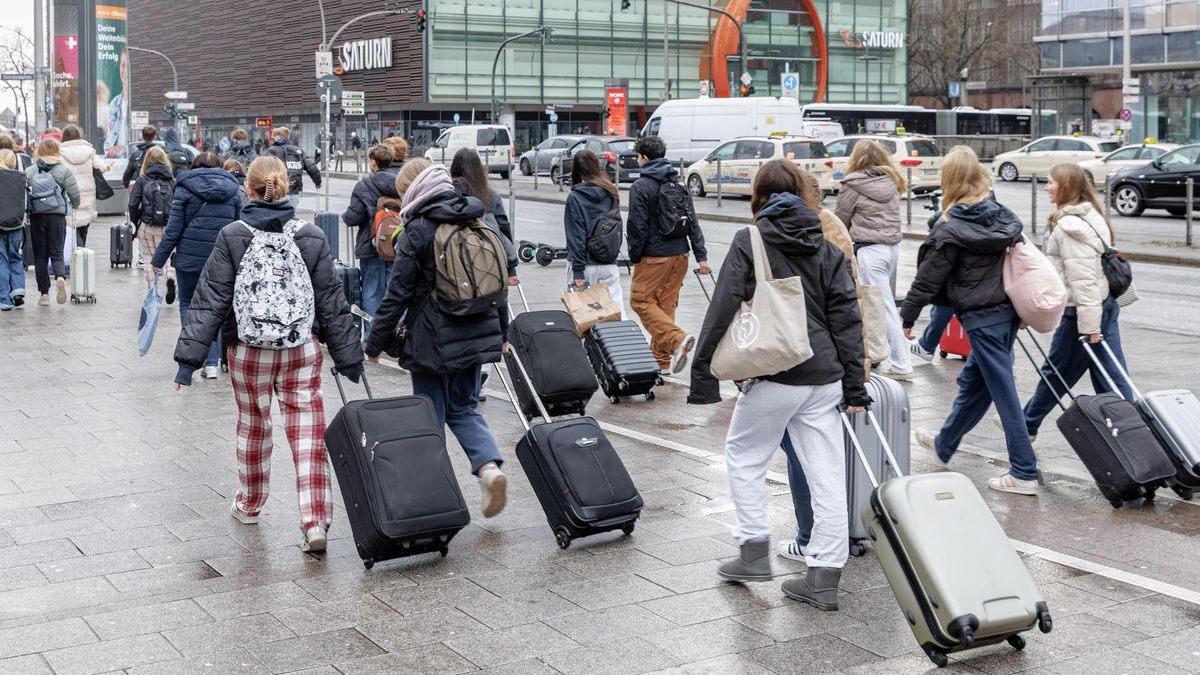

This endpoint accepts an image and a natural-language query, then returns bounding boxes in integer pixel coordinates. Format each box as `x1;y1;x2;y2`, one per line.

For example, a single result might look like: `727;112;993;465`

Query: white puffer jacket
1046;202;1110;335
58;139;108;228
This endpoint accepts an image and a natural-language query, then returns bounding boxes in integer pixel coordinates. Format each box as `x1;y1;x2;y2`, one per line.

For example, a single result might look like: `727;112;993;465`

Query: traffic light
620;0;631;10
163;103;176;120
739;83;755;97
416;8;426;33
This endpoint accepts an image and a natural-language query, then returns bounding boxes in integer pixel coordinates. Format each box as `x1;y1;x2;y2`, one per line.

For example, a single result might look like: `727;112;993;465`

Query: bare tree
0;30;35;140
907;0;1007;108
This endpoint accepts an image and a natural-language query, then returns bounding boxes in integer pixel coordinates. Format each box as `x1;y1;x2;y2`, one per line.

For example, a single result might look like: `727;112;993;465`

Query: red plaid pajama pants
228;337;333;533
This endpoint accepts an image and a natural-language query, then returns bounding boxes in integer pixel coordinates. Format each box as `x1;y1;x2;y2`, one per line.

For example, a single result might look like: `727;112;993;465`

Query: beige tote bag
710;226;814;381
858;284;890;364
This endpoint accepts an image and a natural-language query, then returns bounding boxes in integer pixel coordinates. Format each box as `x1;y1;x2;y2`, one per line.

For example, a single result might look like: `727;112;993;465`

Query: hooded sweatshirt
564;183;617;280
152;167;242;273
25;158;81;216
224;140;256;167
1046;202;1111;335
900;199;1024;330
342;166;400;259
123;139;155;187
161;128;191;176
688;193;867;406
58;139;108;227
834;169;903;246
626;157;706;263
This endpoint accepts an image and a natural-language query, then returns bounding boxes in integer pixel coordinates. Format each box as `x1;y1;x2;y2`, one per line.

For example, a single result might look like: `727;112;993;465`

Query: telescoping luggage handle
1082;337;1144;403
693;268;716;303
1015;329;1125;413
840;407;906;489
488;349;556;431
330;368;375;406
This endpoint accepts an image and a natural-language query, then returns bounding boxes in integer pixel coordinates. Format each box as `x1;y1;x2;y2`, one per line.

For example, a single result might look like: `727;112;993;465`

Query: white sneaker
878;368;913;382
987;474;1039;496
202;366;219;380
478;463;508;518
670;335;696;374
302;525;327;552
915;429;948;466
909;339;935;363
776;539;808;562
229;501;259;524
55;277;67;305
478;369;490;402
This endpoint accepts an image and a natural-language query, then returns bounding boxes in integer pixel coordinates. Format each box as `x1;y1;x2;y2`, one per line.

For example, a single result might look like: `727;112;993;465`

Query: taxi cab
683;134;834;198
823;134;944;194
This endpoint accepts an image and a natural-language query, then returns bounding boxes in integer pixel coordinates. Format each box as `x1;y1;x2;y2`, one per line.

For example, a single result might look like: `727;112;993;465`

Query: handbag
561;282;622;337
710;226;814;381
858;284;890;365
1003;235;1067;333
137;273;163;357
93;166;114;201
1082;219;1133;300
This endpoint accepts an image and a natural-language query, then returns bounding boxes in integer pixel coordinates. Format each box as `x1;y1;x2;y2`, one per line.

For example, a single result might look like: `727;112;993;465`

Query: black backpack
167;148;191;176
141;176;173;227
656;179;695;239
586;206;624;264
0;169;25;231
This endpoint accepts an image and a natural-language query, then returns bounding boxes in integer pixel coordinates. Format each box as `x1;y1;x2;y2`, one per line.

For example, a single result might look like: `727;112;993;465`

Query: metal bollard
1187;177;1195;247
557;156;563;193
508;158;516;239
1104;179;1111;221
716;157;722;207
906;167;913;229
1030;173;1038;236
533;150;538;190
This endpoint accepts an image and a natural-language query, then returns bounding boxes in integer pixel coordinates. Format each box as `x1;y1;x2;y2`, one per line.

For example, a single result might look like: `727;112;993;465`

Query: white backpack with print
233;219;315;349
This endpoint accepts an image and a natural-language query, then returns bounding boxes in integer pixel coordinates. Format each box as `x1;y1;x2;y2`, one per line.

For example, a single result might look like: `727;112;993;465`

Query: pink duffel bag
1003;236;1067;333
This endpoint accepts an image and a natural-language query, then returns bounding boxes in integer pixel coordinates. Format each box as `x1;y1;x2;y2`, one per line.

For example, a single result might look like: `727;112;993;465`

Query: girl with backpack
0;149;27;310
25;137;80;306
450;148;518;286
563;148;626;318
173;156;362;551
129;146;178;295
153;152;241;380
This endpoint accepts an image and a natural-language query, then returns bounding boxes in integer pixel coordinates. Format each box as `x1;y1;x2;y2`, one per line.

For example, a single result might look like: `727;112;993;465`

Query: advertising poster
53;31;80;125
605;86;627;137
96;2;129;158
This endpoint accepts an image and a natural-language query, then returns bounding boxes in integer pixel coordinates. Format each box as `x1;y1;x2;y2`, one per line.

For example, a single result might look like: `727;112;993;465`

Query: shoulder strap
747;225;773;283
1078;216;1113;253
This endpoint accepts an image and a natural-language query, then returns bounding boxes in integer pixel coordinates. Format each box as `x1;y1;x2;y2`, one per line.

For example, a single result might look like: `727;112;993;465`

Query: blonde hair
395;158;431;198
939;146;993;216
0;149;16;169
246;155;289;202
796;169;823;210
272;127;291;141
1049;163;1114;241
847;140;906;193
384;136;409;162
141;145;171;175
222;158;243;174
37;137;60;158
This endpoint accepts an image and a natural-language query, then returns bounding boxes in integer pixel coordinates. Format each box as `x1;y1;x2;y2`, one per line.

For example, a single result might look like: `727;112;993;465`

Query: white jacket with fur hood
58;139;108;228
1046;201;1111;335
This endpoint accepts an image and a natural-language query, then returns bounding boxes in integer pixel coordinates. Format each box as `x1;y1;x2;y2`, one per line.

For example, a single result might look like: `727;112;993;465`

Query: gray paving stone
542;636;682;675
636;515;732;542
372;578;498;617
732;601;865;643
292;566;416;602
744;634;883;674
1059;573;1157;603
0;539;82;570
356;606;488;652
105;561;222;594
635;560;727;595
1126;625;1200;671
636;536;741;566
476;657;561;675
1045;646;1189;675
0;654;54;675
0;565;47;593
545;603;677;647
1094;594;1200;637
246;627;384;673
125;648;269;674
649;653;776;674
558;549;674;581
458;588;586;629
36;549;151;582
0;618;98;660
334;643;478;675
195;580;319;621
0;576;127;621
829;617;919;660
42;633;182;675
162;614;296;657
640;585;771;626
947;638;1078;675
136;535;248;567
4;517;110;546
644;617;774;662
69;525;181;556
444;621;580;668
1033;611;1151;650
84;599;214;641
271;595;401;638
548;573;674;611
466;563;585;599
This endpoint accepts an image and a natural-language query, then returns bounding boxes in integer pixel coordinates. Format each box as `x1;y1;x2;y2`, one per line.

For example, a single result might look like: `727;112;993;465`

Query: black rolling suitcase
1018;333;1175;507
504;309;597;420
110;222;134;268
584;320;661;403
324;371;470;569
493;351;642;549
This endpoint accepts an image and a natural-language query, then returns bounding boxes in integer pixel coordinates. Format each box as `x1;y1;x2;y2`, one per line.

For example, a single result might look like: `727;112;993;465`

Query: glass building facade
1036;0;1200;143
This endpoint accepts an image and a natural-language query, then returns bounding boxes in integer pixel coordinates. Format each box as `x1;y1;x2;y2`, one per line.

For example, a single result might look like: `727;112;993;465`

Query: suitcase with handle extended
69;247;96;303
110;222;134;269
585;320;661;403
847;409;1052;668
324;371;471;569
505;309;597;420
493;350;642;549
316;211;340;261
938;315;971;359
845;375;910;556
336;261;363;339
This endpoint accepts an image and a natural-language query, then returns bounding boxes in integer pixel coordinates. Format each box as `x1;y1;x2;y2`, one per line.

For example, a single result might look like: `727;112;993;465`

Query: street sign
1124;95;1140;107
549;112;558;122
131;110;149;126
316;74;342;103
315;50;333;80
948;81;961;98
1122;76;1139;87
739;72;753;87
867;119;897;133
164;91;187;99
780;73;798;100
218;137;231;152
545;107;555;115
0;73;34;81
1120;108;1133;123
699;80;710;98
341;89;364;115
176;102;195;111
187;115;198;125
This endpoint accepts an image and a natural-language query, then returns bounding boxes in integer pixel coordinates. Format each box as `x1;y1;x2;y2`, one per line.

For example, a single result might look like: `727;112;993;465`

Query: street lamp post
490;26;554;127
127;46;183;137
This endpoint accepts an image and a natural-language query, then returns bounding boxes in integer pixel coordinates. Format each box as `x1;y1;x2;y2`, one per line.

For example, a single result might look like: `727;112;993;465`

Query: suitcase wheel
939;350;948;358
645;391;655;401
439;546;449;557
1172;485;1194;501
621;521;635;536
848;540;869;557
609;395;620;404
1038;611;1053;633
923;647;948;668
363;559;374;570
655;375;664;386
1109;498;1124;509
1007;634;1026;651
555;528;572;550
1142;487;1157;504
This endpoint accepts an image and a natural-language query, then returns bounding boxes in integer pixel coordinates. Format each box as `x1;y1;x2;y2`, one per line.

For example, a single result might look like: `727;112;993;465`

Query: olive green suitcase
844;412;1053;668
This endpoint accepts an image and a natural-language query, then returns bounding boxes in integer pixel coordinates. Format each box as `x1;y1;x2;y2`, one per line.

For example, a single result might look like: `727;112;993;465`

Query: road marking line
1011;539;1200;607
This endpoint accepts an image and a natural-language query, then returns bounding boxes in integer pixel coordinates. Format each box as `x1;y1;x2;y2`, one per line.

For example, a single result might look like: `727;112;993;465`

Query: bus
799;104;938;136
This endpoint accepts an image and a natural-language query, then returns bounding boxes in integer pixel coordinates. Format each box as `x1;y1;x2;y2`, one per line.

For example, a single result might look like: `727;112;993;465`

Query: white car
992;135;1120;183
424;124;514;178
683;135;834;198
823;135;944;193
1077;142;1178;186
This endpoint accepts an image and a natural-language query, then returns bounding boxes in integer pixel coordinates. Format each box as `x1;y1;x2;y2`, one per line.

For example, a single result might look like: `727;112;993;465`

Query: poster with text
96;2;128;158
52;30;80;126
606;86;627;137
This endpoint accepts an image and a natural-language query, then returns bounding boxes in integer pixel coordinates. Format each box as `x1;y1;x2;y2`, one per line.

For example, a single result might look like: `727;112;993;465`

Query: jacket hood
938;200;1023;254
59;139;97;166
639;157;677;182
35;158;61;170
841;170;898;203
366;169;400;198
753;192;824;256
230;140;253;153
572;183;613;205
414;190;486;224
162;128;182;152
142;163;174;181
1053;202;1108;248
240;199;296;232
178;167;240;202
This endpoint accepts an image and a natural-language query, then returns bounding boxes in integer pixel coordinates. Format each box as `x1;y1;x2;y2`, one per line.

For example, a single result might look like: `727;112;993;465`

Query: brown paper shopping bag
561;282;622;336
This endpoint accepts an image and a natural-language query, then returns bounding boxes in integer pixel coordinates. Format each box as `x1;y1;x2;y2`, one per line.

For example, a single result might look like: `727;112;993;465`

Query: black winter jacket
564;183;616;280
173;199;363;384
900;199;1023;330
688;193;868;407
626;158;706;264
223;140;256;169
161;128;192;177
152;168;242;274
266;140;321;194
342;168;400;259
364;190;510;373
127;164;175;228
122;140;155;187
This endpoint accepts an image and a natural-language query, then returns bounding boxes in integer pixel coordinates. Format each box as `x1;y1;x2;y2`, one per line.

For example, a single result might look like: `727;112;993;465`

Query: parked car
683;135;834;197
518;135;584;176
424;124;514;178
992;135;1120;183
1108;143;1200;217
556;136;638;184
823;134;944;194
1077;142;1177;186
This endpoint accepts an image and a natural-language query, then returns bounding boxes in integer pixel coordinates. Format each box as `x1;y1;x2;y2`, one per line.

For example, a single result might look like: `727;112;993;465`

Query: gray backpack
232;219;315;349
28;166;65;215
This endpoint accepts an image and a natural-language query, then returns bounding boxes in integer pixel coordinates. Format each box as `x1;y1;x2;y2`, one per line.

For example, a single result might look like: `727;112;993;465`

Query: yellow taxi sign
1144;137;1159;144
769;130;789;138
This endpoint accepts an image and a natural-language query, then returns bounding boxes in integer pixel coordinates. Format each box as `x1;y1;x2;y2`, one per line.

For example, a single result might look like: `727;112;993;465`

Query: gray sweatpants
724;379;848;568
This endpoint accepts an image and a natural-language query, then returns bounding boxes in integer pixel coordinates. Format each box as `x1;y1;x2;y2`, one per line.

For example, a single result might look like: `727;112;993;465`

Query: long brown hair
751;159;805;215
847;140;907;193
939;146;992;216
1048;162;1114;241
570;149;618;202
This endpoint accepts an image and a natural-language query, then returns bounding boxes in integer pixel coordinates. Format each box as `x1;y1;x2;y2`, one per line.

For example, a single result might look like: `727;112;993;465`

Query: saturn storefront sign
339;36;393;73
837;29;906;49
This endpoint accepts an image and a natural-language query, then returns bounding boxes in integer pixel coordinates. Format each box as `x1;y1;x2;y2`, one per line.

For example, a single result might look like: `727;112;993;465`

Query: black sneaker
165;278;176;305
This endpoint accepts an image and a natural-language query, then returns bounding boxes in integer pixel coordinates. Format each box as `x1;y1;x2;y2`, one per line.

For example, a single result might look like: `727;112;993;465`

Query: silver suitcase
846;375;910;556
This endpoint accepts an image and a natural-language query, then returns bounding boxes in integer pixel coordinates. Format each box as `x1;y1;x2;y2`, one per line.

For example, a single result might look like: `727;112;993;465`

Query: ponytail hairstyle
847;139;907;193
1048;162;1114;242
246;155;289;202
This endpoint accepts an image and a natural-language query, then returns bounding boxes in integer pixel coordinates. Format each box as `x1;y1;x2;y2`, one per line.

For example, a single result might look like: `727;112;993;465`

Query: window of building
1167;0;1200;27
1167;31;1200;63
1042;41;1062;68
1062;37;1112;67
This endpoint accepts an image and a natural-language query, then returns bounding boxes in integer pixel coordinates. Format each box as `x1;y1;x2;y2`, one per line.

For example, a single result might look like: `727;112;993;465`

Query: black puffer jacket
173;199;362;384
223;140;256;168
900;199;1023;330
688;193;868;407
122;140;155;187
364;190;509;373
342;167;400;259
626;158;706;264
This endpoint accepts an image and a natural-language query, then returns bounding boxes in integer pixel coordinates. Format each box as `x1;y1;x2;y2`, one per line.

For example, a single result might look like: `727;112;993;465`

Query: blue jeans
1023;298;1132;436
934;307;1039;481
360;255;391;320
0;229;25;308
176;269;221;367
781;433;813;548
410;365;504;475
919;305;955;354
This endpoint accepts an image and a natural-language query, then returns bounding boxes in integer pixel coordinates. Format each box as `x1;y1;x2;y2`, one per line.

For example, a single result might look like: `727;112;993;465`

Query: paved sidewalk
1;216;1198;674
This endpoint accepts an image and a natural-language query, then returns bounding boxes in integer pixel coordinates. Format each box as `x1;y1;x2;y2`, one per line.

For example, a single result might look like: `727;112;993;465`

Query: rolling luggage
324;370;471;570
110;222;134;268
847;410;1052;668
336;261;363;339
845;375;910;556
1088;340;1200;501
316;211;340;261
504;309;597;420
493;350;642;549
69;247;96;303
938;315;971;359
585;320;661;404
1018;333;1175;507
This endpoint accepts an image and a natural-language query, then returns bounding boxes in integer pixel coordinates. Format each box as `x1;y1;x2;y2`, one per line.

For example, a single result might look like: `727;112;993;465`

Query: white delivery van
639;97;842;164
424;124;514;178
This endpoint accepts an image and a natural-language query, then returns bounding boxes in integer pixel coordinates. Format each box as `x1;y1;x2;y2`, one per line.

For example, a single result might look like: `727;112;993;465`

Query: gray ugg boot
782;566;842;611
717;538;773;582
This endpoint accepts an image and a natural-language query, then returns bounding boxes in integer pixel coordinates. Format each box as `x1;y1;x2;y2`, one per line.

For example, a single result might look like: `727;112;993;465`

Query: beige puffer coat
58;139;108;228
1046;202;1110;335
834;170;902;245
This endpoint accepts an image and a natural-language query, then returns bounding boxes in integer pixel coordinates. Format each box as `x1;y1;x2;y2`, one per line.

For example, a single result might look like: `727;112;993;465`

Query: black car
557;136;638;184
1109;143;1200;217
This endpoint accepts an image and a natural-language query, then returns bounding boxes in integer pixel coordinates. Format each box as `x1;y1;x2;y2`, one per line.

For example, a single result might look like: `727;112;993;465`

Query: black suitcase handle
841;408;905;490
489;362;535;433
330;367;374;406
1080;337;1140;402
693;268;716;303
